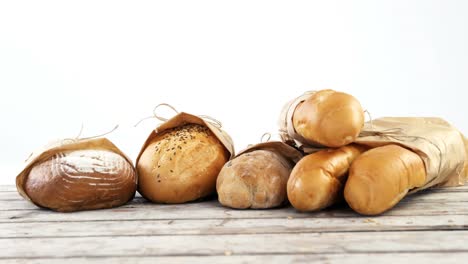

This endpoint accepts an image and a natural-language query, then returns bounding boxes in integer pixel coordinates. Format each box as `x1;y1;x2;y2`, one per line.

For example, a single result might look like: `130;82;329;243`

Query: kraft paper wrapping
278;91;320;152
16;138;135;204
278;91;467;191
237;141;303;164
136;112;235;167
356;117;467;192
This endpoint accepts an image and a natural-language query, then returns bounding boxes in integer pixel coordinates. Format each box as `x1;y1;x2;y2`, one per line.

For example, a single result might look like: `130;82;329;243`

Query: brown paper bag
16;138;135;204
136;112;235;166
356;117;467;192
237;141;303;164
278;91;319;151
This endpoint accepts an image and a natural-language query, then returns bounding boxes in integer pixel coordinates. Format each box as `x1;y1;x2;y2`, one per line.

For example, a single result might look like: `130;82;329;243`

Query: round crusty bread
25;149;137;212
137;124;229;203
216;150;293;209
287;144;366;212
344;144;427;215
293;89;364;147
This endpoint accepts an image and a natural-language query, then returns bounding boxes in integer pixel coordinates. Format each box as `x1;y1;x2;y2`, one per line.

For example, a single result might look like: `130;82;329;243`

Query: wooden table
2;184;468;263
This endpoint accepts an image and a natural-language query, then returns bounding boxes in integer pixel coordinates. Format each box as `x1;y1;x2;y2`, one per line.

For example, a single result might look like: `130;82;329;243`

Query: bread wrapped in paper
279;90;364;149
356;117;467;190
16;138;137;212
217;141;302;209
136;111;234;204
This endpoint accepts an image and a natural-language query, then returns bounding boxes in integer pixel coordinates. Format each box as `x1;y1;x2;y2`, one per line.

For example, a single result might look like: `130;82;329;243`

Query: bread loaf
217;150;294;209
287;144;366;211
292;89;364;147
137;124;229;203
24;149;137;212
344;144;427;215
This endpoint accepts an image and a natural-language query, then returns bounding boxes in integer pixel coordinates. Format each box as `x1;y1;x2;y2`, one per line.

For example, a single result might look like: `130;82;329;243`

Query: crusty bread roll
287;144;366;211
25;149;137;212
137;124;229;203
344;144;426;215
217;150;293;209
293;89;364;147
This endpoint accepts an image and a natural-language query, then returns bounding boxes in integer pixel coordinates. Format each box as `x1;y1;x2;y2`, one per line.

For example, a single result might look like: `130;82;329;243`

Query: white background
1;1;467;185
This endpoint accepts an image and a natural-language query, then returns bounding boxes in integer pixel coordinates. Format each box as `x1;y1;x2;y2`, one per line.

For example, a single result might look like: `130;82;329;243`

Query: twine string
134;103;223;128
260;132;272;143
75;123;84;140
364;109;374;130
79;124;119;141
198;114;223;128
24;124;119;162
153;103;179;122
133;116;156;127
62;124;120;143
134;103;179;127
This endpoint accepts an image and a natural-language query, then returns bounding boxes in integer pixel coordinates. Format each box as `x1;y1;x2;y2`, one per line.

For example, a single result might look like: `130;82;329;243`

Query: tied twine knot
134;103;223;129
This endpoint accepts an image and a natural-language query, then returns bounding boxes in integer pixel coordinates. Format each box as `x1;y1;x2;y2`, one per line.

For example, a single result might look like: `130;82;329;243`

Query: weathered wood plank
0;186;16;192
2;200;467;223
2;184;467;205
0;203;466;223
2;214;466;238
2;184;468;192
3;191;468;206
3;253;467;264
1;231;467;258
2;182;467;262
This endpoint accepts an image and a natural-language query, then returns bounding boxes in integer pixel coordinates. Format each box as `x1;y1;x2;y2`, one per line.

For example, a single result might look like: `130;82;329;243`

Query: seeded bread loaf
137;124;229;203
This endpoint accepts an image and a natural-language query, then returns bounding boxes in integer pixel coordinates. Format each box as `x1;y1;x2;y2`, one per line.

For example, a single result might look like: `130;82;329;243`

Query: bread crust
344;144;426;215
25;149;136;212
137;124;229;203
287;144;366;211
217;150;293;209
293;89;364;147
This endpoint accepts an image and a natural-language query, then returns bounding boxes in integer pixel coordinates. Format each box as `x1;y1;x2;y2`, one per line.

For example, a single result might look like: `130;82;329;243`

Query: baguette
292;89;364;147
344;144;426;215
287;144;366;211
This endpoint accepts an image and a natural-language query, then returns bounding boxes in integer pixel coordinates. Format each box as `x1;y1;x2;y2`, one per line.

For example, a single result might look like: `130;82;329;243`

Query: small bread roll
217;150;293;209
344;144;427;215
293;89;364;147
287;144;366;212
137;124;229;203
25;149;137;212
